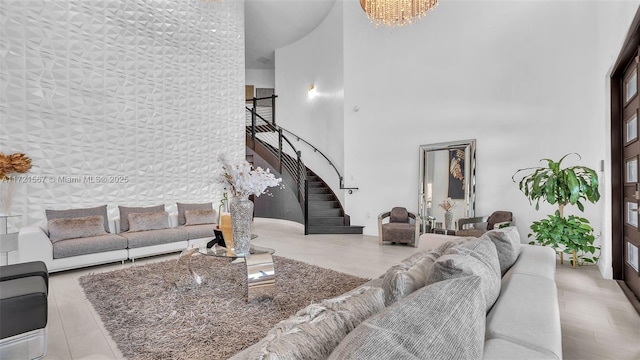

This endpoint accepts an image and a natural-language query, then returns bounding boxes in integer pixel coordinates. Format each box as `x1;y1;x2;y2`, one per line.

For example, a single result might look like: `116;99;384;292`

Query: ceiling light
360;0;438;27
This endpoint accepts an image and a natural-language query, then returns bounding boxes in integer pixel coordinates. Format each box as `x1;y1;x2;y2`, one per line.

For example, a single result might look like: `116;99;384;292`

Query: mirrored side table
0;215;21;265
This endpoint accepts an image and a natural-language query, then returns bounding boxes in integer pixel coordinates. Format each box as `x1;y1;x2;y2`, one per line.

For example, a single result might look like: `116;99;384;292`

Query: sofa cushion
119;228;188;249
0;276;48;339
243;286;385;360
52;234;128;259
426;238;501;311
177;202;213;226
381;222;415;243
484;227;521;275
505;244;556;280
179;224;215;240
483;338;558;360
45;205;110;233
184;209;217;226
118;205;165;232
48;215;108;242
486;273;562;360
328;276;486;360
127;211;170;232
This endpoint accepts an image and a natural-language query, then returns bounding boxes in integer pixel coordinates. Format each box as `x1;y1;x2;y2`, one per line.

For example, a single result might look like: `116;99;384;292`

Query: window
625;68;638;104
626;157;638;183
627;201;638;228
628;241;639;272
626;112;638;144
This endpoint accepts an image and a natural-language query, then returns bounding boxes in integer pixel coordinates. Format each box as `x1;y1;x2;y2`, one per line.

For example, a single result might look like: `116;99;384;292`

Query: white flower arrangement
438;197;457;212
218;155;284;200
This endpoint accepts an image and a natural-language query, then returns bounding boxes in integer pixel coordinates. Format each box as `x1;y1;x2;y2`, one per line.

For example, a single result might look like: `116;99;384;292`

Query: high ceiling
244;0;337;70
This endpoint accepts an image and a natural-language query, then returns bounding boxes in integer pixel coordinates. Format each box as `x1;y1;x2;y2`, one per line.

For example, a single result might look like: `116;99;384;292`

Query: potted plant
512;153;600;268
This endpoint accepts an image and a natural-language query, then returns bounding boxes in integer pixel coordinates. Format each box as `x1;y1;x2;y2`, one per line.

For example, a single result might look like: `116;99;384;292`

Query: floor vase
230;198;253;256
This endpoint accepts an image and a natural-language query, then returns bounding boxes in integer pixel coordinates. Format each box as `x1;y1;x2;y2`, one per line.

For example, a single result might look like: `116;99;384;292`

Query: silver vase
230;197;253;256
445;210;454;230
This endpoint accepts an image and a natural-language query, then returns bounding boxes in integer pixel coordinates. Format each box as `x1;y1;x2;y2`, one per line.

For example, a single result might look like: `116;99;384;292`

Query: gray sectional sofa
18;203;218;273
232;227;562;359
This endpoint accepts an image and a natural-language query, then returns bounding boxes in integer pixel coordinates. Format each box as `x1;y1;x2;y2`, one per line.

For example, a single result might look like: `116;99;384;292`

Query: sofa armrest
0;261;49;290
18;225;54;269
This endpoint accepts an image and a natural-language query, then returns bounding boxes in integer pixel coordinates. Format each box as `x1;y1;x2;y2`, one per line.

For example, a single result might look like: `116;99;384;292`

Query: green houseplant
512;153;600;268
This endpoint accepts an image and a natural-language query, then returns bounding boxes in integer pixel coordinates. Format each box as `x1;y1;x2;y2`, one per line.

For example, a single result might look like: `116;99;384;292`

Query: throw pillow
426;238;501;311
118;204;165;232
381;253;438;306
328;276;486;360
48;215;108;243
484;227;522;275
444;237;502;279
46;205;110;233
176;202;213;226
184;209;217;226
247;286;384;360
127;211;170;232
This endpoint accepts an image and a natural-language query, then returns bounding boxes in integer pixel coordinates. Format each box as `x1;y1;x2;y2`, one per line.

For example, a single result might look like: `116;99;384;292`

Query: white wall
340;0;640;279
246;69;275;92
0;0;246;225
595;0;640;279
275;1;346;203
344;0;607;239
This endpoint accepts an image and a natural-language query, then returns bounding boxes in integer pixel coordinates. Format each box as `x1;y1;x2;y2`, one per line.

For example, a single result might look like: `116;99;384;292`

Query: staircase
245;95;363;235
306;170;364;234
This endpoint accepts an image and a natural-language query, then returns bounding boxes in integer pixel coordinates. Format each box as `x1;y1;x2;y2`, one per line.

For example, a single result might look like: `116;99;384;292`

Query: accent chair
456;211;514;237
378;207;421;247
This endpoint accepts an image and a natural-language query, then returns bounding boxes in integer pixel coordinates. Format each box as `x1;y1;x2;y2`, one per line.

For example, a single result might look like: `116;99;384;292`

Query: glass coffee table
175;241;276;302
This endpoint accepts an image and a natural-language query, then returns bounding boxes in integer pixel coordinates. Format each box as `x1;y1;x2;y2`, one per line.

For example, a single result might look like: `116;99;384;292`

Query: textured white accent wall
0;0;245;224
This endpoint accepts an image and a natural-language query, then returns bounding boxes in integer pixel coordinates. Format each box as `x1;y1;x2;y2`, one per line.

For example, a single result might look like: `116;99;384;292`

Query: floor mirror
419;139;476;233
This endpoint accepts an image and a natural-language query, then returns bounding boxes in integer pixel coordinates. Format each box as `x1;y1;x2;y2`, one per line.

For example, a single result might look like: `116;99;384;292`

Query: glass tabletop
197;243;274;258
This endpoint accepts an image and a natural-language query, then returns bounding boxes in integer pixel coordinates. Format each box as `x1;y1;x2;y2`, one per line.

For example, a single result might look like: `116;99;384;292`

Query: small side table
0;214;21;265
433;228;456;236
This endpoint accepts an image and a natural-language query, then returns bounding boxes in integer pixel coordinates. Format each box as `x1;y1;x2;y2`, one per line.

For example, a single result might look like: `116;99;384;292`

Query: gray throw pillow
118;204;165;232
46;205;110;233
184;209;217;226
328;276;486;360
177;202;213;226
382;253;438;306
48;215;108;242
248;286;384;360
484;227;522;275
426;238;501;311
127;211;170;232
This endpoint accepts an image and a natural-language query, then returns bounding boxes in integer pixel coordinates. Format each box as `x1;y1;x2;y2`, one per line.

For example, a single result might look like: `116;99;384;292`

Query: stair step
308;188;331;194
307;181;325;188
307;217;345;226
308;201;340;210
308;193;334;201
310;208;342;216
307;225;364;234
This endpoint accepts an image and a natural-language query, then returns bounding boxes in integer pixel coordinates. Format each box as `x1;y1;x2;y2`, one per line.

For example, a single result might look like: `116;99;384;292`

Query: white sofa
19;212;216;273
231;228;562;359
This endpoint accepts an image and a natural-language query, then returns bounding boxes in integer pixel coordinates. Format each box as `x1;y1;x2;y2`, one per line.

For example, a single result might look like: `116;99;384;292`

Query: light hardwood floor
40;219;640;360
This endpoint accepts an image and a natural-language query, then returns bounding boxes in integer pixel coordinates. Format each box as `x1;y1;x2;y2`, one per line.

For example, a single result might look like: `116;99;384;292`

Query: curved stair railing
245;95;360;234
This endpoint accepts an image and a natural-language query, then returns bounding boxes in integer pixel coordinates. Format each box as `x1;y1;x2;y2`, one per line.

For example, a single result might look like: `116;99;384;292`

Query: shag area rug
79;255;369;360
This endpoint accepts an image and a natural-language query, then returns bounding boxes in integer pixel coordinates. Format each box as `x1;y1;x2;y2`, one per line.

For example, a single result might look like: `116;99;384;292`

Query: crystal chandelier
360;0;438;27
